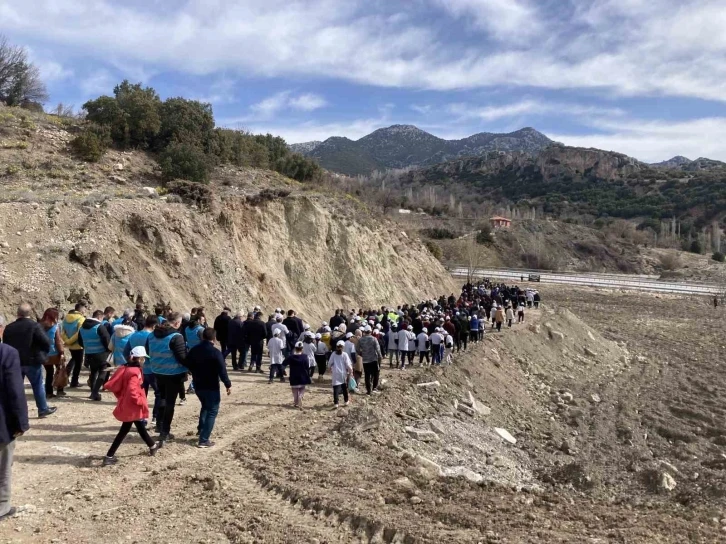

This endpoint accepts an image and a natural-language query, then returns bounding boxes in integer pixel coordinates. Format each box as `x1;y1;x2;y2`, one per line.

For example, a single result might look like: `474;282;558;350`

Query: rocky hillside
294;125;552;176
0;106;455;319
651;155;726;171
395;144;726;221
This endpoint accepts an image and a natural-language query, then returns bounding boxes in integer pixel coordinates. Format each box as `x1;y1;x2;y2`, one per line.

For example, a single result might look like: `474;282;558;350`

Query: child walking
284;342;311;410
328;340;353;409
102;346;160;466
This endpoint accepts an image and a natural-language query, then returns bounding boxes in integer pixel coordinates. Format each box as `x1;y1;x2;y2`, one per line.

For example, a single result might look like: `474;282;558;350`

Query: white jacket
268;337;284;366
328;352;353;386
416;333;429;352
397;329;409;351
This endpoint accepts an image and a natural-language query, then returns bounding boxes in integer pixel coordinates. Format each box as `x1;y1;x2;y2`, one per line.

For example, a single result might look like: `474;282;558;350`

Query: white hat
304;323;310;330
275;308;282;313
254;305;261;312
363;325;372;332
422;328;428;333
272;329;281;336
333;326;339;331
294;341;304;349
315;333;322;339
321;321;327;326
305;331;314;338
130;346;149;358
375;324;382;330
345;332;353;338
445;316;450;321
336;340;345;347
407;325;413;331
324;326;331;332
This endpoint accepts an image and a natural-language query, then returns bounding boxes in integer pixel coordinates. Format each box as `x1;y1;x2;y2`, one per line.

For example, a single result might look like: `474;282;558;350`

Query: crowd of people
0;280;540;521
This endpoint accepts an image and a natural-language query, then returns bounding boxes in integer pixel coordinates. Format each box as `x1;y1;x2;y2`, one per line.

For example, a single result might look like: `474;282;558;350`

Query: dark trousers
250;342;263;370
469;331;478;343
195;389;221;443
66;349;83;386
268;364;284;382
219;341;228;358
86;353;108;399
496;322;502;332
229;345;243;370
460;334;468;351
454;334;461;351
156;373;186;434
315;354;327;376
106;421;155;457
333;384;349;405
142;373;161;420
418;351;430;365
363;361;380;394
518;312;524;323
43;364;55;396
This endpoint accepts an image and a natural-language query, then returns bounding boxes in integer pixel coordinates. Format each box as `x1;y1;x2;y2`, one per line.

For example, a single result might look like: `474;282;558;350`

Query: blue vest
111;317;124;328
46;324;59;356
157;315;166;324
185;325;203;351
148;333;185;375
62;319;81;341
127;330;153;374
79;324;105;355
112;334;132;366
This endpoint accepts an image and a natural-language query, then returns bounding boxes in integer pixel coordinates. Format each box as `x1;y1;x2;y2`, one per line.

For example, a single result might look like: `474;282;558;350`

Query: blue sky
3;0;726;161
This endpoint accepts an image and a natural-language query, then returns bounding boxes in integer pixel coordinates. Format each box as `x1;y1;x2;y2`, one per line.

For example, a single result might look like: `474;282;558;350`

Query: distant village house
489;216;512;229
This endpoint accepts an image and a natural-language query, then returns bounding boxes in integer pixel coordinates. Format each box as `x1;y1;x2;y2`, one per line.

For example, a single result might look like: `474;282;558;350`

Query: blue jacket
185;341;231;391
0;344;29;444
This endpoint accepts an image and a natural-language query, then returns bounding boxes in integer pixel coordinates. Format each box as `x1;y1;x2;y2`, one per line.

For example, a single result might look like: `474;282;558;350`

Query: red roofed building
489;216;512;229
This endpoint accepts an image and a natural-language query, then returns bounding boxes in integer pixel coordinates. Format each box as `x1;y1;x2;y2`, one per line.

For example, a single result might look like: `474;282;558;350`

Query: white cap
275;308;282;313
324;326;331;332
345;332;353;338
321;321;327;326
254;305;261;312
375;324;382;330
273;329;281;336
363;325;371;332
294;341;304;349
407;325;413;331
304;323;310;330
422;328;428;333
130;346;149;358
315;333;322;339
336;340;345;347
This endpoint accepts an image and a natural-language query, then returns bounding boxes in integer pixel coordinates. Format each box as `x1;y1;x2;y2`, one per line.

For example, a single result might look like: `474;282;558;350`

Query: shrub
156;97;214;150
70;124;111;162
712;252;725;263
421;227;458;240
166;180;213;209
658;253;682;270
689;240;703;254
159;142;211;183
424;240;443;261
476;223;493;245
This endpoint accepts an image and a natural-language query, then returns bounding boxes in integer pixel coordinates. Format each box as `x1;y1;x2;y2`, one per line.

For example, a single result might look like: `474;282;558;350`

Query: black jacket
283;316;303;337
0;344;29;444
246;318;268;345
213;313;232;343
227;317;245;347
77;318;111;352
3;318;52;366
185;341;231;391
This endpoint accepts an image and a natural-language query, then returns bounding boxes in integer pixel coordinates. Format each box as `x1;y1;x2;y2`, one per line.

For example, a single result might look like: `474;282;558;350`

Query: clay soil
1;286;725;543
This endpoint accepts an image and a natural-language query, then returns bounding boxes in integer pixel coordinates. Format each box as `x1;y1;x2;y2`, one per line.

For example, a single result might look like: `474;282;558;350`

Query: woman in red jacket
102;346;160;466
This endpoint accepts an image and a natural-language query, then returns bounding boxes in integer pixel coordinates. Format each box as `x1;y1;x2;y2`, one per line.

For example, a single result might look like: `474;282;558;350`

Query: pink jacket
103;365;149;422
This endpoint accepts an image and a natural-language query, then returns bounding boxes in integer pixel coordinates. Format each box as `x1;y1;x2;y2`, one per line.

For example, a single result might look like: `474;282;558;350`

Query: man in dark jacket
282;310;303;339
77;310;111;401
185;328;231;448
0;313;29;521
246;313;268;373
329;310;344;331
2;304;56;418
226;312;245;371
239;313;255;371
213;307;232;357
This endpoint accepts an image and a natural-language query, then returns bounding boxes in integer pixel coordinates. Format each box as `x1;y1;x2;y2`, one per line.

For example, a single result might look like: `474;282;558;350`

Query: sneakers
38;407;57;418
333;404;339;410
151;416;156;424
197;440;215;448
158;433;175;442
102;456;117;466
56;390;67;397
371;390;380;395
344;400;350;407
178;398;186;406
149;442;161;456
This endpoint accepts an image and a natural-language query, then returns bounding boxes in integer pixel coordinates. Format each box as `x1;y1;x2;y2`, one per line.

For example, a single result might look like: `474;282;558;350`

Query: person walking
284;342;311;410
506;305;514;328
267;329;285;383
328;341;353;409
495;306;505;332
314;333;328;381
430;328;444;365
185;328;232;448
124;315;160;425
469;315;479;344
109;324;135;367
3;303;56;418
302;333;317;378
226;311;246;371
387;325;399;368
517;302;525;323
40;308;65;398
213;307;232;357
61;301;86;388
246;312;268;373
358;326;382;395
78;310;111;401
416;327;430;366
101;346;160;466
0;314;29;521
145;312;187;443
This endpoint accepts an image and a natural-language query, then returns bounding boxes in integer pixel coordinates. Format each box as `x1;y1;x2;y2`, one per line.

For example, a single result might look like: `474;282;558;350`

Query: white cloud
3;0;726;102
550;117;726;163
411;104;432;114
288;93;327;111
249;91;328;119
447;100;625;122
230;117;392;144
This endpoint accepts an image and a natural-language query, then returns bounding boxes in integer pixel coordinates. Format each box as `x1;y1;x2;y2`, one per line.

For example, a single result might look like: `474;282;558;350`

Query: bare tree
0;35;49;106
50;102;75;117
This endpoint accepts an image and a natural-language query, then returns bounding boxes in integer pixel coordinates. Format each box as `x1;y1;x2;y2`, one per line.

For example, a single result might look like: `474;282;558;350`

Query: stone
587;331;596;341
590;394;602;404
409;496;423;504
405;426;440;442
549;330;565;342
584;347;597;357
114;163;124;171
441;466;483;483
494;428;517;445
109;175;126;184
658;472;676;492
561;392;574;403
416;381;440;388
394;477;415;491
429;421;447;436
260;452;270;462
415;454;443;476
457;403;476;417
658;460;680;475
142;187;156;196
0;242;8;248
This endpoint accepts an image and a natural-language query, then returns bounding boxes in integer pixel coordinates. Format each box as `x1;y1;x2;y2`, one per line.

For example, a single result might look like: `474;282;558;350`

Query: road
449;266;725;296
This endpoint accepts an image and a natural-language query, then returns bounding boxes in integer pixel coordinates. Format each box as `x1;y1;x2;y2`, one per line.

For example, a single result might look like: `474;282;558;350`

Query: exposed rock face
0;195;455;320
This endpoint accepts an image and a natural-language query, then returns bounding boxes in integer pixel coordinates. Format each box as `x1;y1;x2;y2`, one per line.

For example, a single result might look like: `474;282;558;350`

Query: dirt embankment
0;194;454;320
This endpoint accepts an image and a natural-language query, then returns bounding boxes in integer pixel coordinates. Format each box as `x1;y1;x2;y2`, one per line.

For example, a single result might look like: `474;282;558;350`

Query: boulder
394;477;415;491
142;187;157;196
590;394;602;404
416;381;440;388
549;330;565;342
494;428;517;445
584;347;597;357
441;466;483;483
415;455;443;476
405;426;440;442
457;403;476;417
658;472;677;493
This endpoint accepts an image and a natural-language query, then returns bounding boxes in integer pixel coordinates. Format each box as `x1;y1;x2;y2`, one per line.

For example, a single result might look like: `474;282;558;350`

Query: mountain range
289;125;554;176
